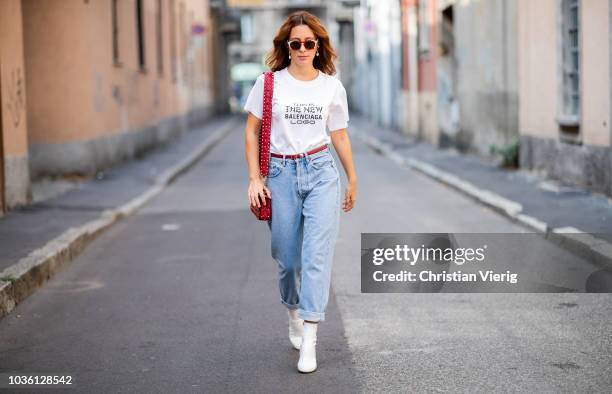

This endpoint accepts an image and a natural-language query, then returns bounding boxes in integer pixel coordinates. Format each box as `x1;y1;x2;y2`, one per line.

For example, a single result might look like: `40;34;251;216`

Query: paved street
0;119;610;393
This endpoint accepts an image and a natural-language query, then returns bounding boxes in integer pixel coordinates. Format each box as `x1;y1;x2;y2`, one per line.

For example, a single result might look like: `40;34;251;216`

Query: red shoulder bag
250;71;274;221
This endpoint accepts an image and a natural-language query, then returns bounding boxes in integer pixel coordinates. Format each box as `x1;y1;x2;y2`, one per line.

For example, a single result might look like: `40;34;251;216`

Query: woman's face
287;24;319;66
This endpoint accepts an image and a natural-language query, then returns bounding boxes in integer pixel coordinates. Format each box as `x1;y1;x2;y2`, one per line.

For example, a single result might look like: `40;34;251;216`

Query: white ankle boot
288;310;304;350
297;322;318;373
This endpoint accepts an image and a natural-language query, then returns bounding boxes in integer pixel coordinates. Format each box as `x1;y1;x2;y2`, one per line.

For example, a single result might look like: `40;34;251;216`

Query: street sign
192;23;206;35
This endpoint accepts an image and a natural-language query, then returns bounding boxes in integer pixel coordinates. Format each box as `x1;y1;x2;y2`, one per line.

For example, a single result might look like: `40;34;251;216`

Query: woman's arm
245;113;262;181
330;129;357;212
245;113;270;208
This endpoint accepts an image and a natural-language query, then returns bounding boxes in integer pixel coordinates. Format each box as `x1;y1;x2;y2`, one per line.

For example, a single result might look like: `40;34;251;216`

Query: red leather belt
270;144;328;159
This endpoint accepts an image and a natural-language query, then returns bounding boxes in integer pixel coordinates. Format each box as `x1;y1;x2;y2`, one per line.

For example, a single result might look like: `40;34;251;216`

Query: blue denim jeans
266;145;341;322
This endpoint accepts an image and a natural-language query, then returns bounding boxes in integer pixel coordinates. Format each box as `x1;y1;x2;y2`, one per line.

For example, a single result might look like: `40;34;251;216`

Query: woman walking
243;11;357;373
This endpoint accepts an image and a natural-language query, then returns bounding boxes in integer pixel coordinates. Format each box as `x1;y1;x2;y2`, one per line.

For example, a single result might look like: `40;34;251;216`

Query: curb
353;131;612;271
0;117;237;319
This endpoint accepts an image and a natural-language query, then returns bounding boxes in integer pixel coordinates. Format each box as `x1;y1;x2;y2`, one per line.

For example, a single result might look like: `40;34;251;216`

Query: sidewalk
350;114;612;268
0;115;240;318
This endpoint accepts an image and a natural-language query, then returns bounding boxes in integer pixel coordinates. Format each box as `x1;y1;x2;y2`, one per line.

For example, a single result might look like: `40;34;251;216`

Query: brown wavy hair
264;10;338;75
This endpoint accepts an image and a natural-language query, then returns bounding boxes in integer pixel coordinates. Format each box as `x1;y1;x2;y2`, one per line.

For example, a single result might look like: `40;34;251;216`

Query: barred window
559;0;580;129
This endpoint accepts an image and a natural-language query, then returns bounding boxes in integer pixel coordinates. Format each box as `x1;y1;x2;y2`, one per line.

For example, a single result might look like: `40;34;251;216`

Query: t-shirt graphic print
243;67;349;155
284;102;324;126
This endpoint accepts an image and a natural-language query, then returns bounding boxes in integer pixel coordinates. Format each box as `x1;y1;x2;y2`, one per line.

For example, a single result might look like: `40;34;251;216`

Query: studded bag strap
259;71;274;178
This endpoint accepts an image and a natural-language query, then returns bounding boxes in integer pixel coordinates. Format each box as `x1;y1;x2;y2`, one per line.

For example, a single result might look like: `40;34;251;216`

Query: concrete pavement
0;115;239;318
0;115;610;392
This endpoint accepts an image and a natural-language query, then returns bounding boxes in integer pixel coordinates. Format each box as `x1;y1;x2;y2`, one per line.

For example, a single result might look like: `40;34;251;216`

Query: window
418;0;431;55
179;2;186;80
240;13;255;44
136;0;146;71
558;0;581;136
169;0;177;82
112;0;121;65
156;0;163;75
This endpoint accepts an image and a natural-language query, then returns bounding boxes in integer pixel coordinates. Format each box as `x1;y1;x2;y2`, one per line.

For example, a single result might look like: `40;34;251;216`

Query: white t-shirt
243;67;349;155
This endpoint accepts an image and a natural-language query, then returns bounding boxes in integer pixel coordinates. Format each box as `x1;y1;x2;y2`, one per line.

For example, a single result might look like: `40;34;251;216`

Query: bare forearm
244;114;262;181
330;129;357;184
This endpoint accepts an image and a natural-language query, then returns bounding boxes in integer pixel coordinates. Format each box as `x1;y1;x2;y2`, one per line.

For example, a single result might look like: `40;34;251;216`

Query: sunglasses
287;38;318;51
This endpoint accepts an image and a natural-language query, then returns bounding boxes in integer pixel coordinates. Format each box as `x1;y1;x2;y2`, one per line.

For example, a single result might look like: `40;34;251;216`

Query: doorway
0;60;5;216
438;4;460;148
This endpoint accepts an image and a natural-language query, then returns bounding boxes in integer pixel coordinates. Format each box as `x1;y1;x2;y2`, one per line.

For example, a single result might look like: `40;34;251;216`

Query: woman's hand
342;180;356;212
330;129;357;213
248;177;271;208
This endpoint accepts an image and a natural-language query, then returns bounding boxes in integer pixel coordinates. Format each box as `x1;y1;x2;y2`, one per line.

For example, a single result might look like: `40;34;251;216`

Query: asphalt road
0;118;610;393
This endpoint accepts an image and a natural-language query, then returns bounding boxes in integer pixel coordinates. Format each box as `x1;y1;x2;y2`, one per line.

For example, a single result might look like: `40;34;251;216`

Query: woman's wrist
348;176;357;185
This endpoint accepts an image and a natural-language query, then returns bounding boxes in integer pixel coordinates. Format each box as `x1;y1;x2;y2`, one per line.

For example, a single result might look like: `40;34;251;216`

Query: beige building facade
518;0;612;195
436;0;519;155
0;0;215;216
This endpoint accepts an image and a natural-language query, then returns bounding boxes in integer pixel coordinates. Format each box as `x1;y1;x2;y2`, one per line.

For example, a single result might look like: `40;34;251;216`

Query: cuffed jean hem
281;299;299;310
297;309;325;322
